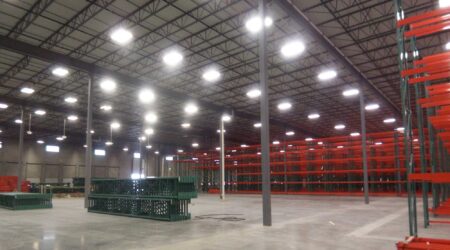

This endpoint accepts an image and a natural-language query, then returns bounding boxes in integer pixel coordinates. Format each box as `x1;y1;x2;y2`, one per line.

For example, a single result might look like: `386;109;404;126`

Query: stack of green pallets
88;177;197;221
0;192;53;210
72;177;85;187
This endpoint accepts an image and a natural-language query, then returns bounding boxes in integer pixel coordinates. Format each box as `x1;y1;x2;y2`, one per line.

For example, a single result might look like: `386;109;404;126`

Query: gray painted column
139;141;143;176
17;108;24;192
360;93;369;204
220;119;225;199
84;74;93;208
258;0;272;226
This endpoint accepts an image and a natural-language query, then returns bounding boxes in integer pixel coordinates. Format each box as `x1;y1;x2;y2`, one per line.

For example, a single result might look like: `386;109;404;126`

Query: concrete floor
0;194;449;250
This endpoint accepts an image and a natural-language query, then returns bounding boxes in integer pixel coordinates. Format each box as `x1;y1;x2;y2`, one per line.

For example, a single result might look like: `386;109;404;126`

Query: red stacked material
396;2;450;232
397;237;450;250
208;188;220;194
0;176;30;192
430;200;450;217
173;131;430;196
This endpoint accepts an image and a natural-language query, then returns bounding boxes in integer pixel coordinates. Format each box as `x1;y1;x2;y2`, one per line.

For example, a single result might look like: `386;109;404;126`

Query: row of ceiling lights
0;15;326;123
1;14;341;120
0;13;406;153
181;85;402;150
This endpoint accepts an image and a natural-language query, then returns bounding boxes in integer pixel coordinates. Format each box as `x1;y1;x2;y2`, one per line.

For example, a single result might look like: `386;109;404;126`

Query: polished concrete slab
0;194;448;250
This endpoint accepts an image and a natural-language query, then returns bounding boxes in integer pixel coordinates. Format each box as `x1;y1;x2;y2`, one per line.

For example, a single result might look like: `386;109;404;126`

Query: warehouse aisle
0;194;448;250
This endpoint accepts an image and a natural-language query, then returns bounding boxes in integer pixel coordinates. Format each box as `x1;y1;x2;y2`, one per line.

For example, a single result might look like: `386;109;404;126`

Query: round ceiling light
110;28;133;45
318;70;337;81
277;102;292;111
246;88;261;98
280;40;305;58
163;50;183;66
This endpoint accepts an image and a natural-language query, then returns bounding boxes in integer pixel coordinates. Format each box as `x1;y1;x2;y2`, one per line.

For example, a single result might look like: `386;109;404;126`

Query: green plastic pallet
72;177;85;187
90;177;197;199
0;192;53;210
88;195;191;221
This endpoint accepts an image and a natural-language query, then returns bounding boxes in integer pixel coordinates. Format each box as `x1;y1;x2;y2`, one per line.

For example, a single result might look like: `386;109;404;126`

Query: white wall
0;138;161;183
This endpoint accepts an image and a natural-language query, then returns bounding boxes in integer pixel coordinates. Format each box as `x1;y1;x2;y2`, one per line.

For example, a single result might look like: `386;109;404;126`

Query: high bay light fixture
222;114;231;122
65;96;77;104
440;0;450;8
365;103;380;111
110;28;133;45
110;121;121;129
285;131;295;136
383;118;396;123
446;41;450;50
245;16;273;33
144;128;154;135
20;86;35;94
52;66;69;77
277;101;292;111
202;69;221;82
308;113;320;119
145;112;157;124
246;88;261;98
100;78;117;92
334;124;345;130
100;105;112;111
342;89;359;97
67;115;78;121
184;103;198;115
280;40;305;58
138;89;155;104
318;70;337;81
163;50;183;66
34;109;46;116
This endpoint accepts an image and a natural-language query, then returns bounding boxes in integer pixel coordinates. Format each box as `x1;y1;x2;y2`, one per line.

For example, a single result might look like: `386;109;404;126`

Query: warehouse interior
0;0;449;249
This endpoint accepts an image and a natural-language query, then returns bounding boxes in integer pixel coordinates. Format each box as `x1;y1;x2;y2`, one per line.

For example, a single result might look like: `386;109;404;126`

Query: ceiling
0;0;446;152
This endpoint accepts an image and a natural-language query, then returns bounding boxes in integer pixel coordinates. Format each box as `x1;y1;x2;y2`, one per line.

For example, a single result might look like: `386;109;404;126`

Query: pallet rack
172;131;430;197
397;237;450;250
395;0;450;245
0;192;52;210
87;177;197;221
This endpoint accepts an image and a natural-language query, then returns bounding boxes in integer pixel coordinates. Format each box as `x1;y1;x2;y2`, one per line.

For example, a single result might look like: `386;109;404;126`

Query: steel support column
414;83;429;227
360;93;369;204
394;132;401;195
139;142;144;176
425;82;438;211
258;0;272;227
220;119;225;200
84;74;93;208
17;108;24;192
394;0;418;236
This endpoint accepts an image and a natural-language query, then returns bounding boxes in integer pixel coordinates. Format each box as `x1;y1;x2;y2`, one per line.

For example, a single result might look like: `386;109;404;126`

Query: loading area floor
0;194;448;250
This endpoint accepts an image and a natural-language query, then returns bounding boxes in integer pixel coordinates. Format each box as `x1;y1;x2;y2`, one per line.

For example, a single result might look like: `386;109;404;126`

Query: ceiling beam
0;95;250;146
0;128;205;157
0;35;319;137
275;0;402;117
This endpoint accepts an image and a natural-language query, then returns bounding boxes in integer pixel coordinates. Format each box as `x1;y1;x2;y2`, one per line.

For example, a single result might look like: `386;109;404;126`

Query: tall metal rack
171;131;430;197
395;0;450;239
